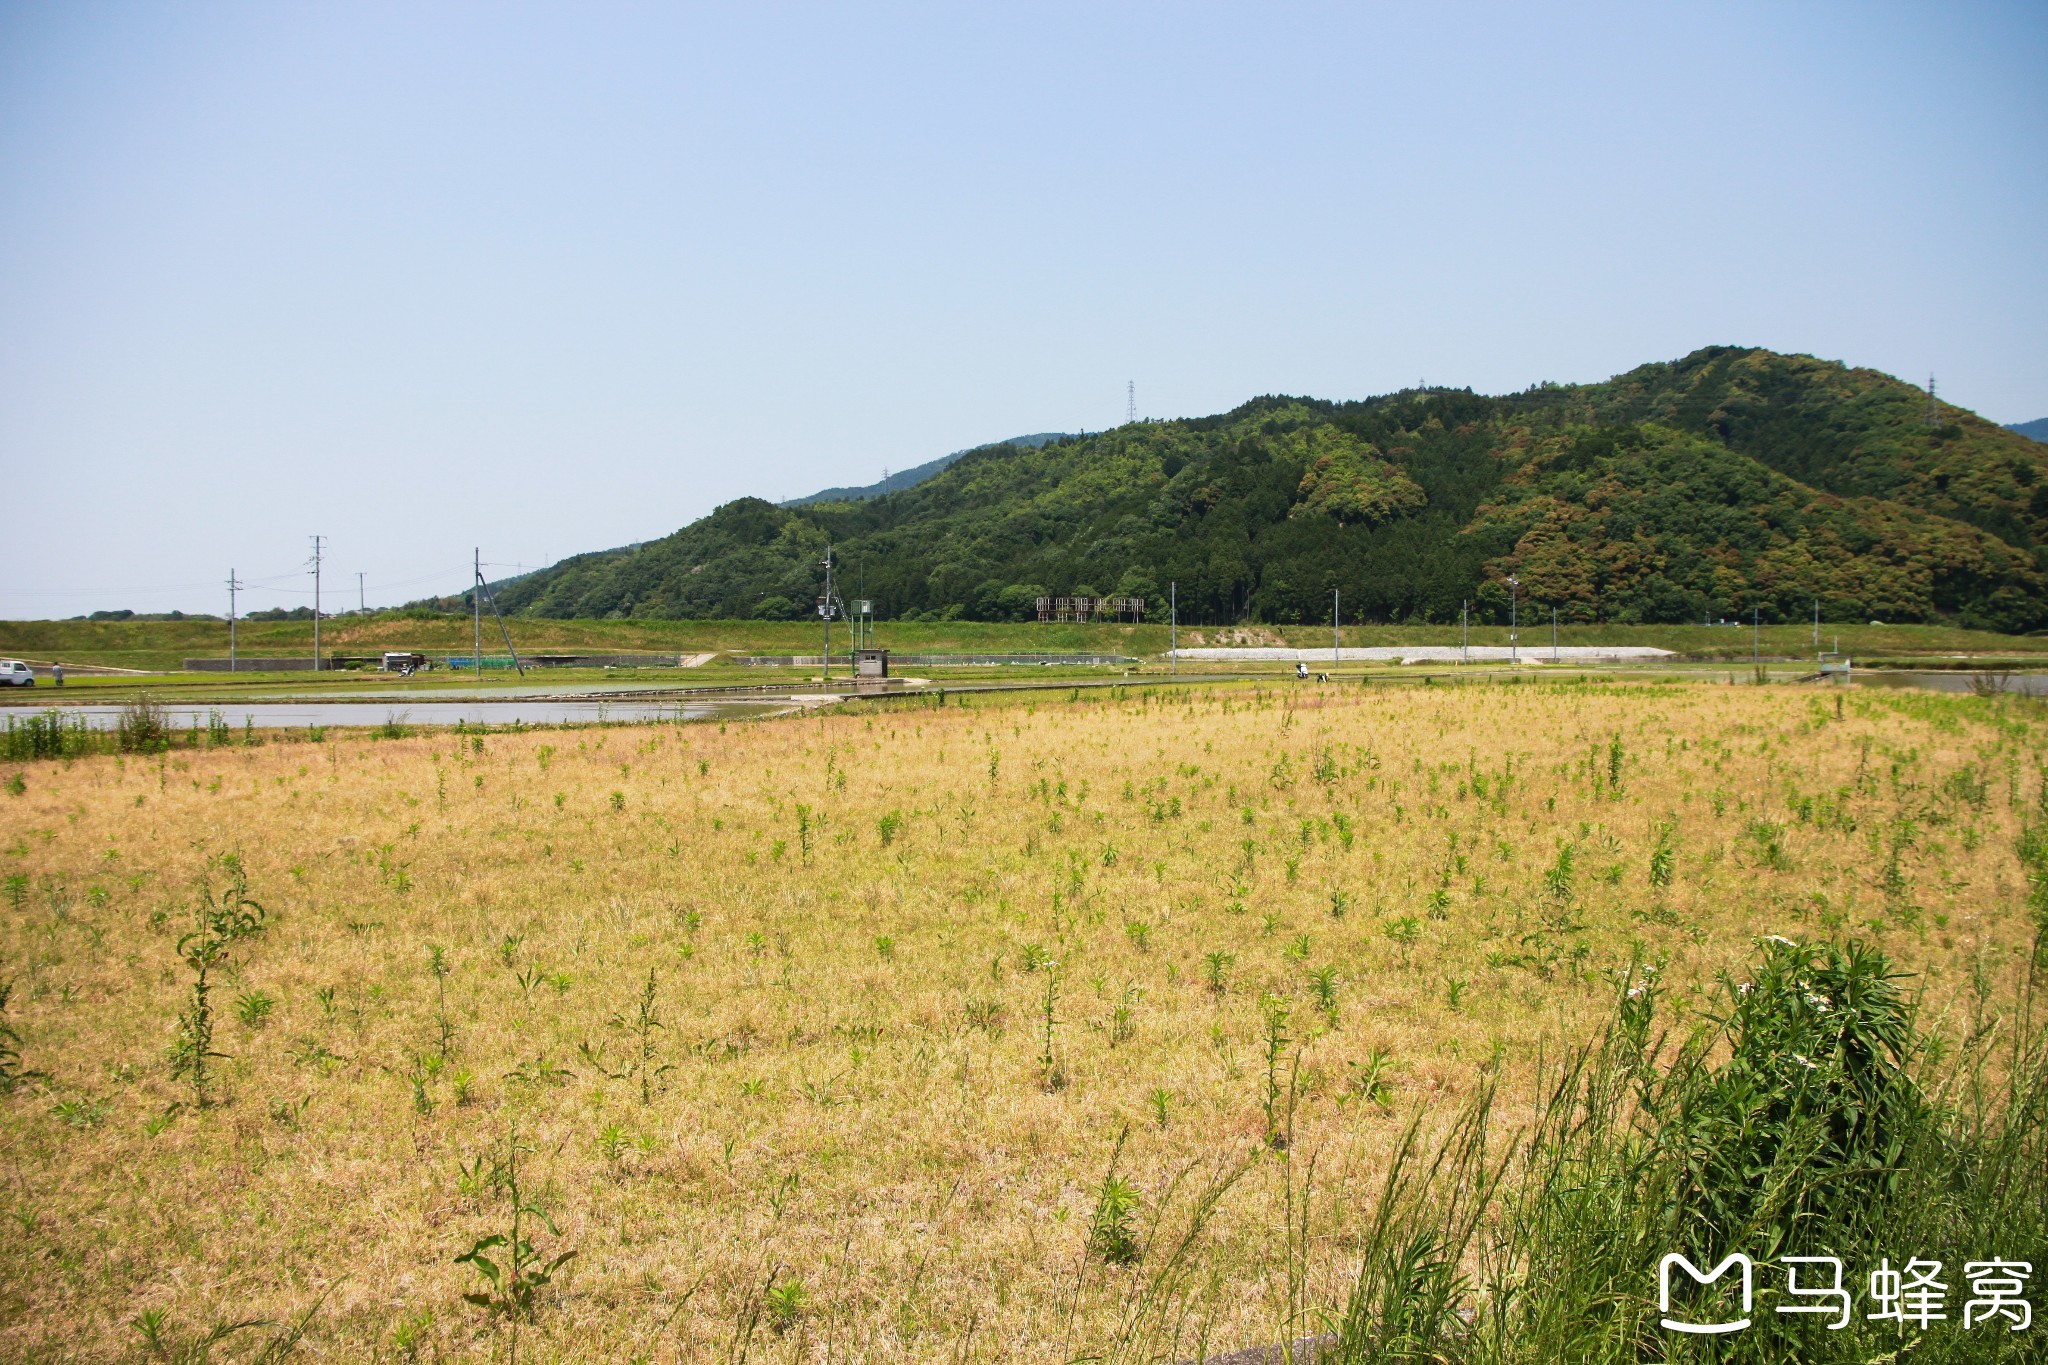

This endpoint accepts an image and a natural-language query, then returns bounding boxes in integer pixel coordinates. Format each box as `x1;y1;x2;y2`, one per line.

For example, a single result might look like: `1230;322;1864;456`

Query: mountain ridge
492;347;2048;631
779;433;1069;507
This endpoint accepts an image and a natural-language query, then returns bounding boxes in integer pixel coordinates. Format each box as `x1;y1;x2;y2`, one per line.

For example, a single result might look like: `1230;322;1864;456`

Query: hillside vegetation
780;432;1068;507
494;348;2048;631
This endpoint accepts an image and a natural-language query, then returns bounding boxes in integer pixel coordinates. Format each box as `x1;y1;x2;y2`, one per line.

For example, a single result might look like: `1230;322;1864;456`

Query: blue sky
2;1;2043;617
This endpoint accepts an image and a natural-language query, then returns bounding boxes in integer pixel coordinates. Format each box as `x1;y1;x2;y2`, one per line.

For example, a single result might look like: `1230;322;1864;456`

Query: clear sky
2;1;2043;618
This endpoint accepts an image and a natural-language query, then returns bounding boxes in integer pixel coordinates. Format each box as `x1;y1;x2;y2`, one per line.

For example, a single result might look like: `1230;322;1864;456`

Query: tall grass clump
1322;936;2048;1363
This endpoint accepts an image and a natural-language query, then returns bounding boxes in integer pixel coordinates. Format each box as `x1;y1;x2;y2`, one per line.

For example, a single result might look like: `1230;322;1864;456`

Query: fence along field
0;679;2042;1361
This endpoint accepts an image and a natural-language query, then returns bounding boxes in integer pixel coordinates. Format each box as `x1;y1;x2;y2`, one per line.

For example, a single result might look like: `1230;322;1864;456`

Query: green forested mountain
494;347;2048;629
779;433;1069;507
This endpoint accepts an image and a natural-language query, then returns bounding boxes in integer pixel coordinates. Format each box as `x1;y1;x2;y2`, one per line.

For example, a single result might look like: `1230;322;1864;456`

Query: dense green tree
1286;427;1427;527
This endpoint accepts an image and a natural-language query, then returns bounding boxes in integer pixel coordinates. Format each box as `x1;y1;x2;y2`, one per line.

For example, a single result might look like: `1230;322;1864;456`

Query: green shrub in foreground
1328;936;2046;1364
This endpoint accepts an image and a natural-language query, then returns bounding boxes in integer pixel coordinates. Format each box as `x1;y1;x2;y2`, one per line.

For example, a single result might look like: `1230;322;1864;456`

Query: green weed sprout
454;1129;577;1324
170;859;267;1109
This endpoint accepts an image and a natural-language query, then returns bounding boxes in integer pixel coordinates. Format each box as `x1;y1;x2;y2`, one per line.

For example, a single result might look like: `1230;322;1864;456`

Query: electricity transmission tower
1127;380;1136;425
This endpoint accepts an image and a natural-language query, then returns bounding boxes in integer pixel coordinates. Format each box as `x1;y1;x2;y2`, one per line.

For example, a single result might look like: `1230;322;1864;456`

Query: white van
0;660;36;686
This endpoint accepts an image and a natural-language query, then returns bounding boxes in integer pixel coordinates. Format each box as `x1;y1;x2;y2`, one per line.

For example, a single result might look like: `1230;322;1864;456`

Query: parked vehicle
0;659;35;687
382;652;432;675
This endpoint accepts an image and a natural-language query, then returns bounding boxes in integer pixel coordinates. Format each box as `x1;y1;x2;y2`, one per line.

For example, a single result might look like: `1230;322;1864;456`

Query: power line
4;559;479;611
238;563;475;597
0;585;230;597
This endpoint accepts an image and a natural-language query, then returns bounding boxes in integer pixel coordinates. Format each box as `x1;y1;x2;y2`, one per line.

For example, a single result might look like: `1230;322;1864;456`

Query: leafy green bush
119;694;170;754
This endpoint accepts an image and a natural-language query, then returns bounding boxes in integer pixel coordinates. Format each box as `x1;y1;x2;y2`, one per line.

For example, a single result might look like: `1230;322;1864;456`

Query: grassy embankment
5;615;2048;677
0;679;2043;1360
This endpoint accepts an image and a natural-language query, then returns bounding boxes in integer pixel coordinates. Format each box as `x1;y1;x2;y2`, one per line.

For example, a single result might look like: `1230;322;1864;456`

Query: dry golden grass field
0;679;2040;1362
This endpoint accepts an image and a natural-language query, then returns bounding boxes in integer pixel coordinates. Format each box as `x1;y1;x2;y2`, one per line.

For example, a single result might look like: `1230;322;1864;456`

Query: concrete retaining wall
739;653;1134;667
1172;646;1674;663
184;658;321;672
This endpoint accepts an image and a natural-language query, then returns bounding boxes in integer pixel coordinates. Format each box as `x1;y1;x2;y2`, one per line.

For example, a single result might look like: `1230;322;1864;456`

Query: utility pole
1332;588;1340;673
473;556;525;677
226;569;243;673
1753;606;1761;675
819;547;836;681
1552;606;1559;663
858;555;868;650
1170;582;1177;677
1461;599;1469;664
473;547;482;673
358;572;366;613
1507;576;1519;665
1813;598;1820;648
308;536;324;672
